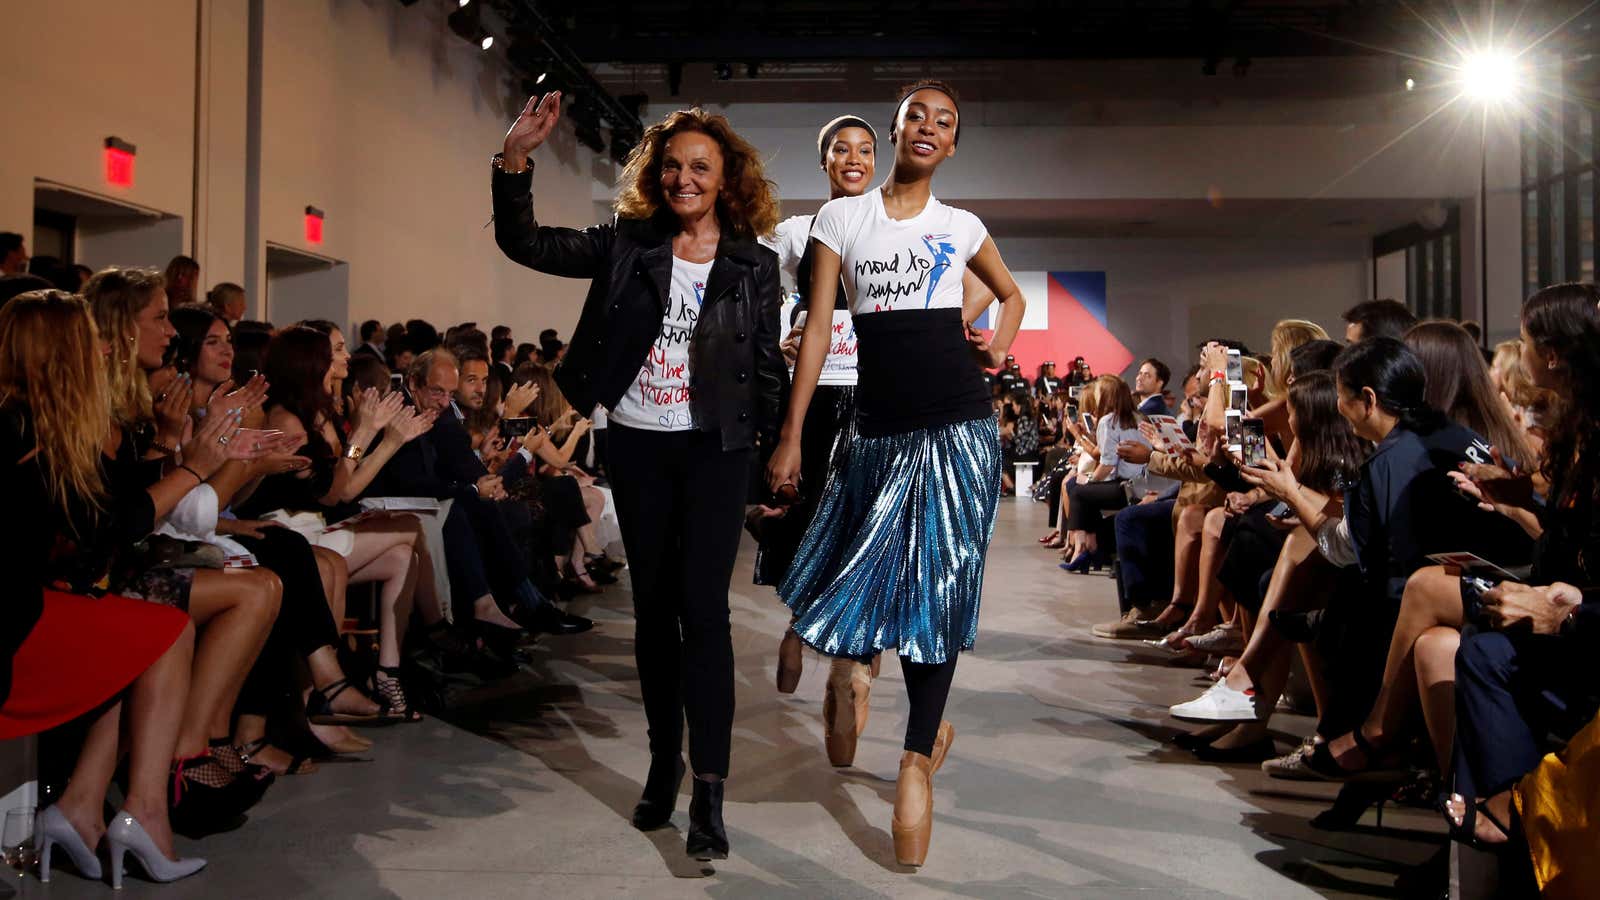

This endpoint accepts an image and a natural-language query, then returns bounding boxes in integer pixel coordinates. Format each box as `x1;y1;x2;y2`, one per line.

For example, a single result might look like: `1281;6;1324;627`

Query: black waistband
851;307;993;437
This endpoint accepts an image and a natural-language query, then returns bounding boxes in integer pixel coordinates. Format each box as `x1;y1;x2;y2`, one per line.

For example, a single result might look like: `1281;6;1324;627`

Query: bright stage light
1460;50;1517;102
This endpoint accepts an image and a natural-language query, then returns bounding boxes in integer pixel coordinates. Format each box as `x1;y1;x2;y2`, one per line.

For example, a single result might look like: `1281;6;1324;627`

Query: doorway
264;242;348;329
34;180;184;273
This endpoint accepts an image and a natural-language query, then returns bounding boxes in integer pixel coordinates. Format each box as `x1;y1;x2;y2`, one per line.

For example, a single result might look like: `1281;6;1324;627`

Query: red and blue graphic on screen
972;271;1132;377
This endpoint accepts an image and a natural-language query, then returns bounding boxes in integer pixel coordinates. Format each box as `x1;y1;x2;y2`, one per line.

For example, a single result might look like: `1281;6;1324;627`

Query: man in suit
353;320;386;361
1134;357;1171;417
372;348;591;640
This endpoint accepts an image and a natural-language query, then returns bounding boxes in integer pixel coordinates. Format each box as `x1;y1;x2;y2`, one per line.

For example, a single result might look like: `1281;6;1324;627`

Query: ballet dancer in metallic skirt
767;79;1026;867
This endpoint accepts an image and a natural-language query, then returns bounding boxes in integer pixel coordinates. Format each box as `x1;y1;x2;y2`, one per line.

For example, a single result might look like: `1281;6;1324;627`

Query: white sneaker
1169;680;1264;722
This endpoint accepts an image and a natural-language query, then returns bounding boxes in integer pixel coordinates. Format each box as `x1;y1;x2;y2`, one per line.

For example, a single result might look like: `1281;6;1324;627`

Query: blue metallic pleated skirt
779;415;1002;664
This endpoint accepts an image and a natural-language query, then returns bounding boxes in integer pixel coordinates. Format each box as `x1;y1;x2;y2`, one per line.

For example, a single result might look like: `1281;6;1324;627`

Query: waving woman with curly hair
493;96;786;860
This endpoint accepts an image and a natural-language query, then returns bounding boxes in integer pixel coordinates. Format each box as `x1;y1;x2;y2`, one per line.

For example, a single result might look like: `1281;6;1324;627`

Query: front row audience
0;265;601;888
1043;293;1597;894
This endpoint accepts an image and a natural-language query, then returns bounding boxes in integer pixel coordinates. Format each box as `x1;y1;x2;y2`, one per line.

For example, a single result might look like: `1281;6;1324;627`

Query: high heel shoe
685;777;729;860
631;753;686;831
1058;551;1093;573
822;659;872;767
1311;781;1393;831
776;629;803;694
891;751;937;866
35;804;101;882
168;753;273;838
106;809;206;889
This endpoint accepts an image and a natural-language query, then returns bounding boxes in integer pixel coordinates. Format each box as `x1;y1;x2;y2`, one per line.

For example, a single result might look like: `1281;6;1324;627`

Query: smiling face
196;318;234;387
660;131;726;225
133;292;175;371
892;88;958;173
823;126;875;198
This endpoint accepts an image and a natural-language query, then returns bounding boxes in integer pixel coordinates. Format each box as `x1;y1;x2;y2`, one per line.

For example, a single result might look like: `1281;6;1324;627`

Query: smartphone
1225;408;1243;455
1229;381;1249;413
390;372;404;389
1226;348;1243;383
499;416;536;438
1067;384;1082;401
1065;401;1079;422
1241;417;1267;467
1267;500;1290;518
1080;412;1095;434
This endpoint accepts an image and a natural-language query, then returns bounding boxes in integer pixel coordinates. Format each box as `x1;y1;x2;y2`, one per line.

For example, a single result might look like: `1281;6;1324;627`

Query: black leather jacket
492;165;786;452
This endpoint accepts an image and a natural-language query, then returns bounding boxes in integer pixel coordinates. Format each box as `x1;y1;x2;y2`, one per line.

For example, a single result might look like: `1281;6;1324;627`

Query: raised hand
184;406;246;478
504;381;540;418
502;91;562;168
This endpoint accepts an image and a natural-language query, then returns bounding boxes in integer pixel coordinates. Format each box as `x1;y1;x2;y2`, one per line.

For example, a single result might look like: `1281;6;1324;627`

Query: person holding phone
1060;375;1149;573
494;95;785;860
766;80;1026;867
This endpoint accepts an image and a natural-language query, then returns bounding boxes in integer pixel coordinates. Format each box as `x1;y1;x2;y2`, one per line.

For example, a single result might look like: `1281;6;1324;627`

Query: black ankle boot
685;777;728;860
631;754;685;831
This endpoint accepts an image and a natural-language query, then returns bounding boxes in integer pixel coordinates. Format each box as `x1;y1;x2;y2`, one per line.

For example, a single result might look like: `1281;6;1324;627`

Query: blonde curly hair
614;107;780;239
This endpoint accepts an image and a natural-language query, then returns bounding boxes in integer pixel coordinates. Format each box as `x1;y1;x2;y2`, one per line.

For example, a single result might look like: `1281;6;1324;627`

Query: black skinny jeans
1065;478;1128;531
607;423;750;779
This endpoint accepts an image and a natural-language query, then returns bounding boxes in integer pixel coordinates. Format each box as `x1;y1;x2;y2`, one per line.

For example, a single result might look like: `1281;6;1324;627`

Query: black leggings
901;654;959;756
234;526;340;716
608;423;751;778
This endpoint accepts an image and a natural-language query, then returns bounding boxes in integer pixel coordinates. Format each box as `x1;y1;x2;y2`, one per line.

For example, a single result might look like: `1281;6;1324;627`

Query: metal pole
1479;106;1490;345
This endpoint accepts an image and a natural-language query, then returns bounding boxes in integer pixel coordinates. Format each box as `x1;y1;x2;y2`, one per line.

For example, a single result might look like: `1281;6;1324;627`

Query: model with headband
767;80;1026;867
753;115;877;701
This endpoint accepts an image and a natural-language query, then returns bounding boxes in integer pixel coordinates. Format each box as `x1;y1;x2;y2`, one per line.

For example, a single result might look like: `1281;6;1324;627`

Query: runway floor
19;500;1446;899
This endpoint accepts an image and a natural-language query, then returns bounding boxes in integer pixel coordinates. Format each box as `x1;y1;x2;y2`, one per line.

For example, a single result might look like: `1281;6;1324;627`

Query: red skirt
0;590;190;741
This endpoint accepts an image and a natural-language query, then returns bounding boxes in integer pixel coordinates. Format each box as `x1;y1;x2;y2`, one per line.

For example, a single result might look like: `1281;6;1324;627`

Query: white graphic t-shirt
609;255;713;432
809;189;988;317
760;214;812;292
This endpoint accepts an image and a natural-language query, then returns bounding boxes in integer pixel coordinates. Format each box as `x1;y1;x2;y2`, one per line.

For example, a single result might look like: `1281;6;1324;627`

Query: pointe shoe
776;630;803;694
929;721;956;775
36;804;101;882
891;751;936;867
106;810;206;890
823;659;872;767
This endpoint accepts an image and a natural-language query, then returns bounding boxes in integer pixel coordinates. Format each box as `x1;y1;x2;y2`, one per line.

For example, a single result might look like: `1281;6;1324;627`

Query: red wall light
304;206;325;244
104;137;136;187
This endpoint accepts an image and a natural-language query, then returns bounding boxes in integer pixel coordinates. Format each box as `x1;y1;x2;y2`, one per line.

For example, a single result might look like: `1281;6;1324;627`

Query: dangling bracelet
178;463;205;484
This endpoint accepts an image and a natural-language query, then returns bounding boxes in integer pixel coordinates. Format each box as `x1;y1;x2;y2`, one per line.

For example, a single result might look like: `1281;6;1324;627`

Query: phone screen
499;416;536;438
1229;382;1249;413
1225;409;1243;453
1241;417;1267;467
1226;349;1243;383
1080;412;1094;434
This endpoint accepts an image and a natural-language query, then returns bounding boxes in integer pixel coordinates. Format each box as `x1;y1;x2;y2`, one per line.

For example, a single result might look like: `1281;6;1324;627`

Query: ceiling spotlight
457;0;471;6
1405;76;1416;91
1460;50;1518;102
713;62;733;81
448;2;492;51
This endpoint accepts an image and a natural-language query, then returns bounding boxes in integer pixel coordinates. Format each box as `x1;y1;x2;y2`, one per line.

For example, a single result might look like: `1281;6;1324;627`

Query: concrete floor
14;500;1446;899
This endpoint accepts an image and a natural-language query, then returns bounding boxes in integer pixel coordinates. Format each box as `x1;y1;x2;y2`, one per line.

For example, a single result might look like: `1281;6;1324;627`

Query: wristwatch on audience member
491;153;530;174
345;444;365;463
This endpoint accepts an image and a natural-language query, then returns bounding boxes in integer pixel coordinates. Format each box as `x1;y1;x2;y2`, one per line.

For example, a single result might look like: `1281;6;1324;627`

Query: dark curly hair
1522;282;1600;505
614;107;780;239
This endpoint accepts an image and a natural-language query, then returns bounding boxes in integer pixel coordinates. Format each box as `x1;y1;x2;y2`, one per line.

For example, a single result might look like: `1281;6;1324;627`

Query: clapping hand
389;407;437;444
205;374;269;422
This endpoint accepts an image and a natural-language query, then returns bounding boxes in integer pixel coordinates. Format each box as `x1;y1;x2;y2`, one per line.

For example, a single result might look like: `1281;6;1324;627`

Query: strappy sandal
306;678;385;726
237;737;318;776
372;666;425;723
1303;728;1410;783
1443;792;1522;853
